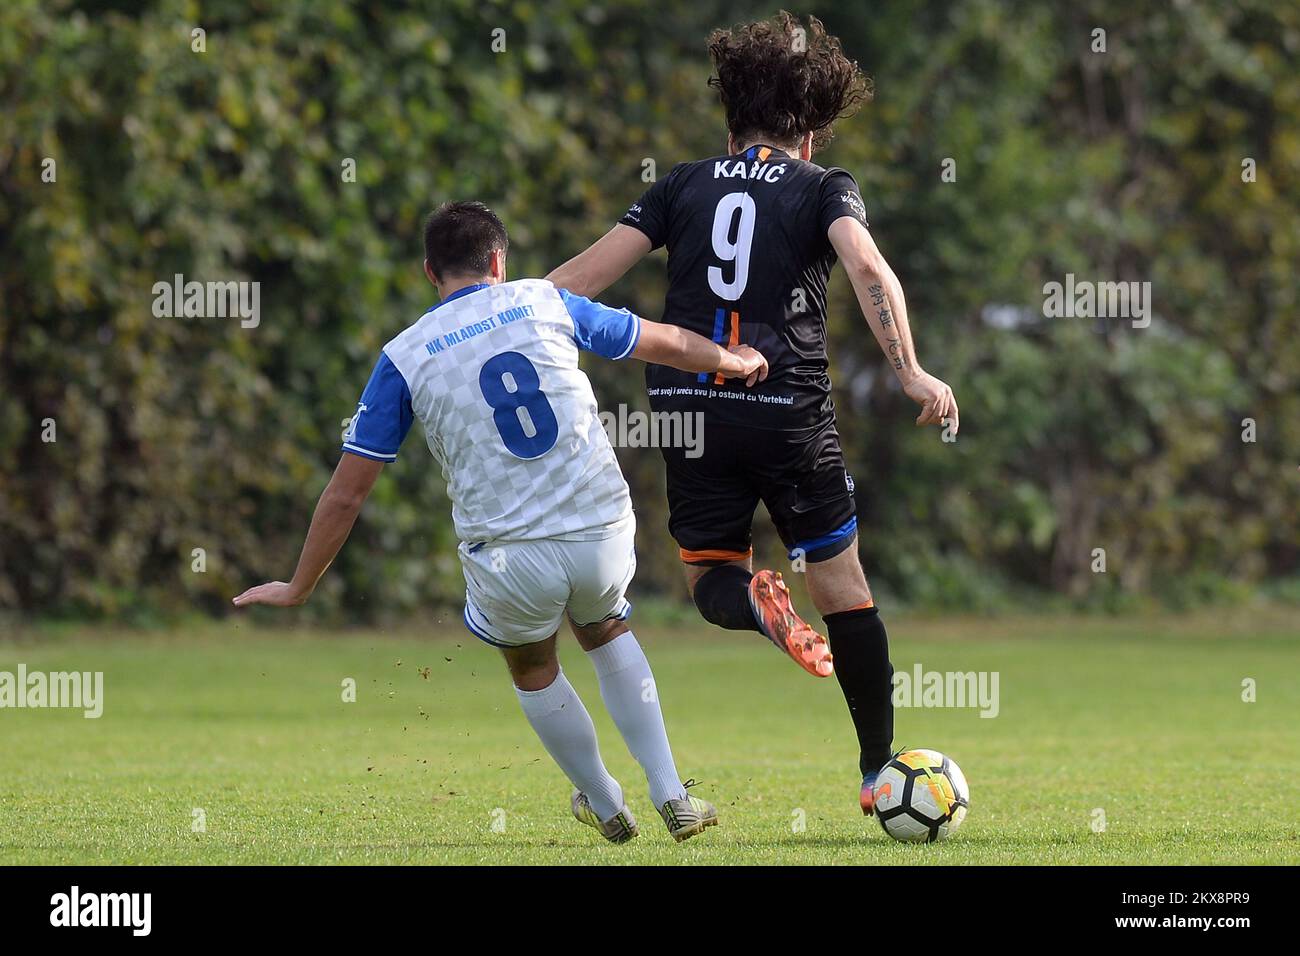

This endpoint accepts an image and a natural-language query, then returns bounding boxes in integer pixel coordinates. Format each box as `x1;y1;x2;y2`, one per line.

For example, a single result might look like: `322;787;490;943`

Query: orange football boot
861;752;902;815
860;775;882;816
747;570;834;677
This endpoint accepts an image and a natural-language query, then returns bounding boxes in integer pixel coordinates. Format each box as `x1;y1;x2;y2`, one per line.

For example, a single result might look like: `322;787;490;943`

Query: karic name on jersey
712;159;789;183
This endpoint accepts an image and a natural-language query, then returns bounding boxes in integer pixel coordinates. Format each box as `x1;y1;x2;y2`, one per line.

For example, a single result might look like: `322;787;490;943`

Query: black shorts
660;418;858;566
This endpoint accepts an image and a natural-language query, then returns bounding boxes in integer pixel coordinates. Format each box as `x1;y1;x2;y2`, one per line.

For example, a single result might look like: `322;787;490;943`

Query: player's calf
573;618;700;819
687;563;834;678
502;637;629;825
805;546;897;798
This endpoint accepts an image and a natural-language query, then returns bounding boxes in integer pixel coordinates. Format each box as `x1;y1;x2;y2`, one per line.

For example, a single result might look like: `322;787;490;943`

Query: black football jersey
619;144;869;431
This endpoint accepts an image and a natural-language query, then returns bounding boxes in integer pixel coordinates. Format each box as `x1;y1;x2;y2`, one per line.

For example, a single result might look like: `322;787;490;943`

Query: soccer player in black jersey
548;12;960;814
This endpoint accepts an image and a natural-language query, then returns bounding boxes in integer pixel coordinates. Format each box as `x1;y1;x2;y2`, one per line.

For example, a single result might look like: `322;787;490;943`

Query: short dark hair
423;201;509;280
707;11;869;153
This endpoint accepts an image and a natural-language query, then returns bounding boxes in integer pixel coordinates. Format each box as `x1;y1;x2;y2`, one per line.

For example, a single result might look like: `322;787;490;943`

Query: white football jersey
342;279;641;543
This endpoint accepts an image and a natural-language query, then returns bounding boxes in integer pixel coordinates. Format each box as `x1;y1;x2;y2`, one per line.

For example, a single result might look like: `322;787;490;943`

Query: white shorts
460;517;636;648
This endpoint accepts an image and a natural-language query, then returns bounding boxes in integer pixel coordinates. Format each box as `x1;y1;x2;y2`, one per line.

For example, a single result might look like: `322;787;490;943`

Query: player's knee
570;615;629;651
502;640;560;690
509;662;560;692
691;563;758;631
805;553;872;616
683;568;705;599
813;589;874;617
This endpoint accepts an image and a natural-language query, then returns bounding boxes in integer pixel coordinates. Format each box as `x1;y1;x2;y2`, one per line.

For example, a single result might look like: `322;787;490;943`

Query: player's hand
726;344;769;387
232;581;310;608
903;371;959;435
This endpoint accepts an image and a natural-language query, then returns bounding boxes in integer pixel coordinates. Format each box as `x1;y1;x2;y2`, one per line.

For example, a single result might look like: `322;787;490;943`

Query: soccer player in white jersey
233;201;768;843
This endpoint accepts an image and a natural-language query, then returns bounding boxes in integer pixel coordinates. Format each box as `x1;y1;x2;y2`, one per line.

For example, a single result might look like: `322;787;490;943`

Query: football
874;749;970;843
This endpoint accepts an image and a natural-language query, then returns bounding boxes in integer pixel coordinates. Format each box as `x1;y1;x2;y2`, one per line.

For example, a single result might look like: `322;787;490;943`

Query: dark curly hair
707;11;869;153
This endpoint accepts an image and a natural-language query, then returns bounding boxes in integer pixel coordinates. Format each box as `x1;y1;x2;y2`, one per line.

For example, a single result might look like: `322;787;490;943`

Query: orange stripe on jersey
713;311;741;385
757;146;772;161
680;546;753;564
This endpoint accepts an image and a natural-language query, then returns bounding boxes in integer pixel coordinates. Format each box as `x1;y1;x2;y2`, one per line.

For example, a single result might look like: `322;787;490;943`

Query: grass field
2;609;1298;865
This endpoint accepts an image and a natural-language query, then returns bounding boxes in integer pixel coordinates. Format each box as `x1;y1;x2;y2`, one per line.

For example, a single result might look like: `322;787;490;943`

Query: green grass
2;609;1298;865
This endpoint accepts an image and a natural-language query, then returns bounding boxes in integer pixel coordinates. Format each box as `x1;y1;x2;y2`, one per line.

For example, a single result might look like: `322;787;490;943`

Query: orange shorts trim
680;547;753;565
844;599;875;611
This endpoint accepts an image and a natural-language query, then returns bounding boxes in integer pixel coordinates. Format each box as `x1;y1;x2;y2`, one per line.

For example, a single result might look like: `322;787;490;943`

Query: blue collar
429;282;490;312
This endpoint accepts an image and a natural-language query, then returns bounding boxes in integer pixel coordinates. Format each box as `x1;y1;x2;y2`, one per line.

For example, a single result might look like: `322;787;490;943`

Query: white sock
587;632;688;808
514;669;624;820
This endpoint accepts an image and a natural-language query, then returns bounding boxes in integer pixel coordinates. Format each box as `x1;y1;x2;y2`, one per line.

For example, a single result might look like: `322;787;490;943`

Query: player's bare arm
632;319;768;387
828;216;959;435
546;224;651;299
232;453;384;608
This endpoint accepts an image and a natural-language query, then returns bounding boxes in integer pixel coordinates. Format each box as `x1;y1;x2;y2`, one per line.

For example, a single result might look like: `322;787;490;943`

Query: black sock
824;606;894;777
692;565;760;632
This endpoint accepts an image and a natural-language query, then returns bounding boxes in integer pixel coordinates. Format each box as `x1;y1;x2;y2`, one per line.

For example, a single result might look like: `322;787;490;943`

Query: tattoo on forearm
887;336;906;370
868;283;905;369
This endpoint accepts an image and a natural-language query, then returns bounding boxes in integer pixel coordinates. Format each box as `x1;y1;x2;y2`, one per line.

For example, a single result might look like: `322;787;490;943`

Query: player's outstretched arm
828;216;959;435
631;319;769;387
546;225;652;299
232;454;384;608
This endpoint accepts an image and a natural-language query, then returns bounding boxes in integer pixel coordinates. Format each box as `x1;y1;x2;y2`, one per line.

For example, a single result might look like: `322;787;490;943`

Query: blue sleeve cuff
342;352;413;460
341;443;398;462
560;288;642;360
611;313;642;360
